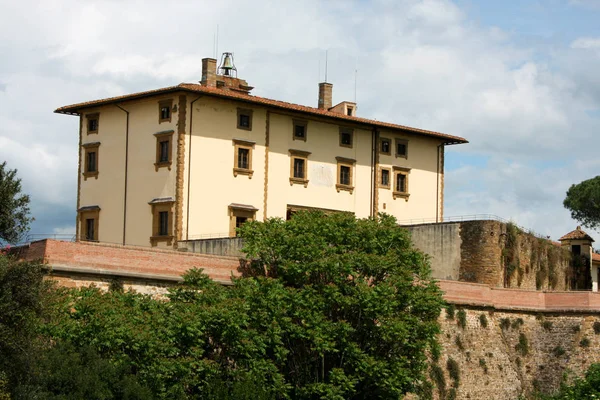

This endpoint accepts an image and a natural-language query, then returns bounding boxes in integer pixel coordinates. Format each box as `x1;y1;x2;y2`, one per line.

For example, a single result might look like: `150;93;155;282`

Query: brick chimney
318;82;332;110
201;58;217;87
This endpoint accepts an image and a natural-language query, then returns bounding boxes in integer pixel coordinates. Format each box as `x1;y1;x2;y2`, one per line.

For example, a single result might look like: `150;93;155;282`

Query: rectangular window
336;156;356;193
158;99;173;123
393;167;411;200
154;130;174;170
238;148;249;169
237;108;253;131
229;204;257;237
379;167;391;189
85;218;95;241
293;120;308;141
78;206;100;242
395;138;408;158
149;198;174;246
380;137;391;155
82;142;100;180
158;211;169;236
289;149;311;187
86;113;99;134
233;139;255;177
347;107;353;116
339;128;354;148
159;140;169;162
87;151;97;172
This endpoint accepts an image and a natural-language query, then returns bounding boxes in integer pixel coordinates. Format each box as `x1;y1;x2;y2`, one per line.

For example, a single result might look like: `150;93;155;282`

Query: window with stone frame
237;108;253;131
78;206;100;242
158;99;173;123
86;113;99;135
82;142;100;180
149;198;174;246
380;137;391;155
395;138;408;158
154;130;174;171
228;204;257;237
293;119;308;141
393;166;411;200
233;139;255;178
336;156;356;193
289;149;311;187
339;127;354;148
379;167;391;189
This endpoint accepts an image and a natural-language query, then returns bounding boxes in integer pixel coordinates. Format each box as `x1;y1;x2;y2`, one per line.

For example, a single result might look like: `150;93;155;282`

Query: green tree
540;363;600;399
0;161;33;243
563;176;600;230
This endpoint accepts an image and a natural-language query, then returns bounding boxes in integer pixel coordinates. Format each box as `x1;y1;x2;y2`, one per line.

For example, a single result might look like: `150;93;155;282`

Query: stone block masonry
407;220;574;291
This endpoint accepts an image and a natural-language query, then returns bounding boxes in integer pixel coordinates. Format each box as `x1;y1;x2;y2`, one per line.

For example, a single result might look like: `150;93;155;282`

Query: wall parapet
439;280;600;313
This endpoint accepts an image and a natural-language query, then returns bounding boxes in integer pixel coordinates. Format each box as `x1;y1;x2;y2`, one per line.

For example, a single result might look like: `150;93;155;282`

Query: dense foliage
0;161;32;244
564;176;600;230
540;363;600;399
0;212;443;399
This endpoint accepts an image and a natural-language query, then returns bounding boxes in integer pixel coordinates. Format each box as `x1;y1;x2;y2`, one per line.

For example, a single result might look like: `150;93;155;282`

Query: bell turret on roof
559;226;595;242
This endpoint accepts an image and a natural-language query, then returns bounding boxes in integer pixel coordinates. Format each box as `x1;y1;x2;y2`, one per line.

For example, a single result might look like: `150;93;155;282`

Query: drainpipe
436;144;441;223
186;96;202;240
115;105;129;245
371;127;379;218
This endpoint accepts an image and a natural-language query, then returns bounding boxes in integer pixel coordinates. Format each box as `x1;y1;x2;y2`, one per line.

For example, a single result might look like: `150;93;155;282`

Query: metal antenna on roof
325;50;328;82
216;24;219;61
354;58;358;105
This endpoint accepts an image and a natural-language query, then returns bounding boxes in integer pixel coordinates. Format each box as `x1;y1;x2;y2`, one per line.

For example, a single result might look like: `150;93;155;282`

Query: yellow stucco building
56;54;468;248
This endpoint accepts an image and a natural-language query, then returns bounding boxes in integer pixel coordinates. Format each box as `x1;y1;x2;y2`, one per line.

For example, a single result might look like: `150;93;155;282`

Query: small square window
339;128;353;148
380;138;391;155
237;108;253;131
86;113;99;134
229;205;257;237
395;138;408;158
347;107;353;116
158;99;173;123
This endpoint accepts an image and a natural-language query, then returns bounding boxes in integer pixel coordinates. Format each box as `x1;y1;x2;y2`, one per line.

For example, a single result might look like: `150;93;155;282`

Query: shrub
511;318;524;329
455;336;464;352
553;346;566;357
500;318;511;330
429;364;446;396
447;388;457;400
515;333;529;356
479;314;488;328
572;325;581;333
542;320;553;331
479;358;488;374
446;358;460;388
446;304;456;320
580;337;591;348
593;321;600;334
457;309;467;329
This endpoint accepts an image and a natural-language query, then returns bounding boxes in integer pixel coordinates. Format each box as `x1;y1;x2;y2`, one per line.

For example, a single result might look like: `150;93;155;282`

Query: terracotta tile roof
592;253;600;263
558;226;595;242
55;83;468;144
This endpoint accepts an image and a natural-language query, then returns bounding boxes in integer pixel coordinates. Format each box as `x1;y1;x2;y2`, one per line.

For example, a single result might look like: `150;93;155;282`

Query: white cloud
571;37;600;49
1;0;600;240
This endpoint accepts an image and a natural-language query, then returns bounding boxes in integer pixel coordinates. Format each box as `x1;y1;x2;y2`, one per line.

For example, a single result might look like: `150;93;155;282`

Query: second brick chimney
318;82;333;110
201;58;217;87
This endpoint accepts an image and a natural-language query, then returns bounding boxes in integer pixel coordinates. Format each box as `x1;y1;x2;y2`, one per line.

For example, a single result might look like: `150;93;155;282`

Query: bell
221;53;234;76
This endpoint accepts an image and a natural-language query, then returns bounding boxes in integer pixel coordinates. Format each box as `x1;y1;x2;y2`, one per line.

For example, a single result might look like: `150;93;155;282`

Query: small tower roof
558;226;595;242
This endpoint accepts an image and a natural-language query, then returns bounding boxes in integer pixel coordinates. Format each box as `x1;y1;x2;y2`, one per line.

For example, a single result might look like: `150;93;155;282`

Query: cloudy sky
1;0;600;242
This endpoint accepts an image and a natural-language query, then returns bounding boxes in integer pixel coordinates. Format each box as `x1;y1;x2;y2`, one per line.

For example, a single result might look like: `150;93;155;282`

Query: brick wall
19;239;240;283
